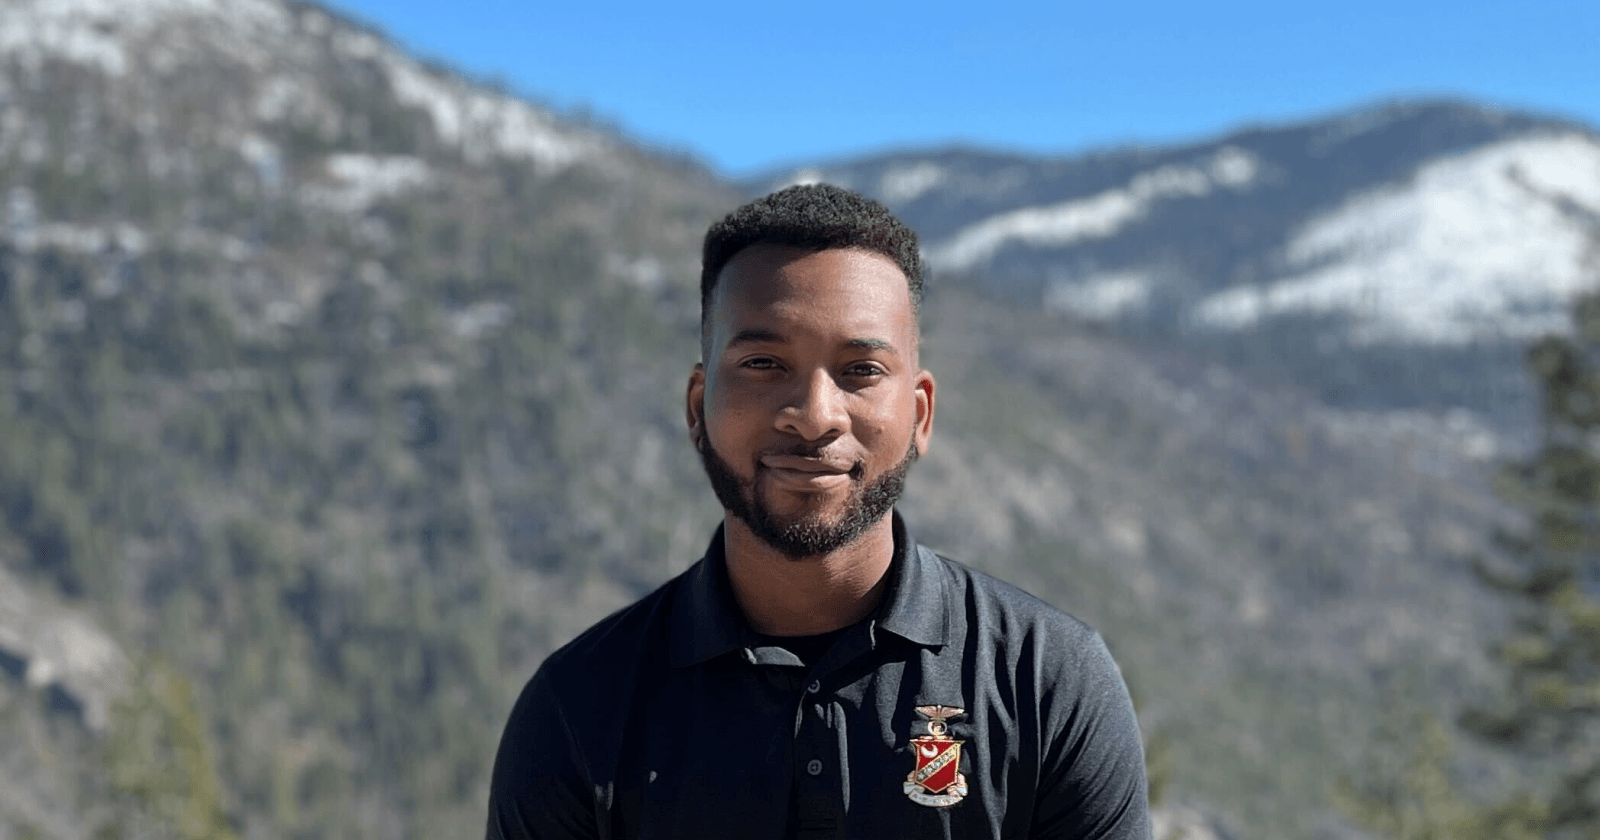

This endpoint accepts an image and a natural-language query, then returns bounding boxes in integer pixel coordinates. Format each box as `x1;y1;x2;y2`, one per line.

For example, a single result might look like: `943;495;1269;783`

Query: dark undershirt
750;626;851;669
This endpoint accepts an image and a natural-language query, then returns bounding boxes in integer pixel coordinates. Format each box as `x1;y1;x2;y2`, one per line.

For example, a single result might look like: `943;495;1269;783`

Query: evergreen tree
1339;289;1600;840
101;659;239;840
1455;290;1600;839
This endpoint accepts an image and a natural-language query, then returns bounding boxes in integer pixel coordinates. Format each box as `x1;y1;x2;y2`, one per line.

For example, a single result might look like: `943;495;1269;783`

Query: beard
697;429;918;561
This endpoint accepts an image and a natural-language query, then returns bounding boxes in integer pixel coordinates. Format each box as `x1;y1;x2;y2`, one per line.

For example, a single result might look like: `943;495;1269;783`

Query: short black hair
700;183;924;353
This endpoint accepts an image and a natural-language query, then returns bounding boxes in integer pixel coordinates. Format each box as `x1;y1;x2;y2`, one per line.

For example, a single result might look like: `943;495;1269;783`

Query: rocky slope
0;2;1577;838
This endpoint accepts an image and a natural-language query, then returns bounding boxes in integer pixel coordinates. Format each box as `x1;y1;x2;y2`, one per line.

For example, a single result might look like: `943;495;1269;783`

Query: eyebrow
726;328;786;348
724;329;897;355
845;337;896;353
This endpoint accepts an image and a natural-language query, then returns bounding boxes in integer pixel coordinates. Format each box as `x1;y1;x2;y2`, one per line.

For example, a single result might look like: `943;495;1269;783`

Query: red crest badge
904;705;968;807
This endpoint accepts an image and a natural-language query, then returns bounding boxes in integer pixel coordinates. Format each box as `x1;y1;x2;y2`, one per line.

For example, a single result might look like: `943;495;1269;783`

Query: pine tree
101;658;239;840
1456;290;1600;839
1338;290;1600;840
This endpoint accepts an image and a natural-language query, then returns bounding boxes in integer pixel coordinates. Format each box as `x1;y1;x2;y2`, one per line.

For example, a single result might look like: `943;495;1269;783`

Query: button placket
791;687;841;831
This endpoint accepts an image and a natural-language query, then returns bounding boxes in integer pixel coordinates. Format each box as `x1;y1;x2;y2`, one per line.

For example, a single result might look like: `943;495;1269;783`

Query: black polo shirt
487;513;1151;839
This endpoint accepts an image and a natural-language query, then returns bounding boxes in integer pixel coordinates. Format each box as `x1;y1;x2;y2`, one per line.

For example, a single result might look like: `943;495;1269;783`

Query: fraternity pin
904;705;968;807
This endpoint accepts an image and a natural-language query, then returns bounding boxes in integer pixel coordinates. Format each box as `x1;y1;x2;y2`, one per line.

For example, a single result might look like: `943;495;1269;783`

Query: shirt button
807;680;821;694
806;759;823;776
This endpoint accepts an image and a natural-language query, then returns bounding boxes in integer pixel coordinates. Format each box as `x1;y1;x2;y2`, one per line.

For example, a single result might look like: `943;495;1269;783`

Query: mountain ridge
0;2;1575;838
753;99;1600;435
746;97;1594;188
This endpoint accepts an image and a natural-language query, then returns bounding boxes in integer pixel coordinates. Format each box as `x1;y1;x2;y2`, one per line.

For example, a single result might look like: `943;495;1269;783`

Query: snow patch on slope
326;21;596;169
1045;270;1154;320
879;162;947;203
1195;133;1600;344
1;0;598;171
390;62;594;167
307;154;430;211
927;147;1259;271
0;0;289;76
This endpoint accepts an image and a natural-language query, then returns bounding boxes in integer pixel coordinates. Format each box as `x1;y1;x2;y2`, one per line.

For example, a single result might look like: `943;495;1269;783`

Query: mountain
0;0;737;836
755;102;1600;433
0;1;1571;839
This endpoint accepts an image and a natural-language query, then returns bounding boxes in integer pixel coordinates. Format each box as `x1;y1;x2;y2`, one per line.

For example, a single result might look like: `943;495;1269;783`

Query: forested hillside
0;1;736;835
0;2;1586;839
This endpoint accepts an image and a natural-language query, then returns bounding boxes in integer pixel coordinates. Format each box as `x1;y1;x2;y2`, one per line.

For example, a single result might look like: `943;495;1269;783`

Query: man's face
687;245;935;560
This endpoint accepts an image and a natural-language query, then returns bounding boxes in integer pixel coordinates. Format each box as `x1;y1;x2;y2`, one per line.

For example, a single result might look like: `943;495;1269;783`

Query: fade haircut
699;183;924;356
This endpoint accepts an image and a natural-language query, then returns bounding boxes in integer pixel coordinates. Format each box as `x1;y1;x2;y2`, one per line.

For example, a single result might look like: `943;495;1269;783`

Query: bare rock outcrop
0;562;129;730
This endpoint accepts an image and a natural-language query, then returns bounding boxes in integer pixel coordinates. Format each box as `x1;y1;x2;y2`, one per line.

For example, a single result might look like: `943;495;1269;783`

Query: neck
721;515;897;637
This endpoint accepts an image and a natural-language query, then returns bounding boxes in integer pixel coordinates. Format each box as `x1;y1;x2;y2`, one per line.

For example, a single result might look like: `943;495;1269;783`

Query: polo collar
669;525;746;669
872;512;951;648
668;511;950;669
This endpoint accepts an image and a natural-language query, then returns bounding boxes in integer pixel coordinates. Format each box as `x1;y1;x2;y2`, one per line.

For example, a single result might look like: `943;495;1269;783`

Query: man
487;184;1151;839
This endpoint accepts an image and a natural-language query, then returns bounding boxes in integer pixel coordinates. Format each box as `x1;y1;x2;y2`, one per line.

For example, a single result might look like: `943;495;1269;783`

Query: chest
605;648;1043;840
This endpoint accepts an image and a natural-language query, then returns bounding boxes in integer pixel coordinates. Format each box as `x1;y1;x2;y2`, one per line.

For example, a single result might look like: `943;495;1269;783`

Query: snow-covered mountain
1193;133;1600;345
1;0;604;170
758;103;1600;427
0;1;1570;838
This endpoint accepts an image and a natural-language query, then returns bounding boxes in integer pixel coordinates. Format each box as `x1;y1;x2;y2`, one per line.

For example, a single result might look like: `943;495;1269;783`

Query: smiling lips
759;454;855;490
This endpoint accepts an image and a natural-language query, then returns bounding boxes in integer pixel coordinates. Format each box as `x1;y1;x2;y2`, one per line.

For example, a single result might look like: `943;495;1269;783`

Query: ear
686;363;706;448
912;367;935;456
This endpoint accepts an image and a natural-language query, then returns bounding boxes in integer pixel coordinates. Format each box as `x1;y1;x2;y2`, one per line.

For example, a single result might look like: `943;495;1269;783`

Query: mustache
758;443;865;479
762;442;832;459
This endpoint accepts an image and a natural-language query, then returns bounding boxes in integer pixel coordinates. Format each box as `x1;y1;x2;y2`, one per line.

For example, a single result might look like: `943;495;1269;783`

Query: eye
740;357;782;371
845;363;886;378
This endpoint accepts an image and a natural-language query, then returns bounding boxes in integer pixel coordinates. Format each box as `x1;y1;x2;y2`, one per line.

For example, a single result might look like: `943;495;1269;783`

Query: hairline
699;242;922;363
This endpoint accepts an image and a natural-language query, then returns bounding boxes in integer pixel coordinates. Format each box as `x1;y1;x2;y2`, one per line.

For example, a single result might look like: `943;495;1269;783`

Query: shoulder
923;547;1131;711
920;552;1151;837
929;548;1106;653
496;567;690;781
489;574;689;840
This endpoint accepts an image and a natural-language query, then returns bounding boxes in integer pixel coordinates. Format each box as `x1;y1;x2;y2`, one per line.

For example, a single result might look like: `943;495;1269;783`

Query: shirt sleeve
1031;631;1153;840
486;667;600;840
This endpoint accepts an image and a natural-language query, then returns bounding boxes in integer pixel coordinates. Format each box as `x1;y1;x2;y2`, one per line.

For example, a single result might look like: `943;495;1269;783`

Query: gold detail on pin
904;705;967;807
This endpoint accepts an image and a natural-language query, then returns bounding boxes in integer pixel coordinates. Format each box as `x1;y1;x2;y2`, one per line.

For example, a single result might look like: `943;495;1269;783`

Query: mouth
759;454;856;491
760;454;852;474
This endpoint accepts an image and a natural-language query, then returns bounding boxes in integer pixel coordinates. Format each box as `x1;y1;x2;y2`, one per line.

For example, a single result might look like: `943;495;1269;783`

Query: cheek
852;391;914;441
705;382;765;439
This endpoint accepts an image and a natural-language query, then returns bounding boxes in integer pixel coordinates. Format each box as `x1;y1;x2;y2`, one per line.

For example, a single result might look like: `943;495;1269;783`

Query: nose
777;368;848;442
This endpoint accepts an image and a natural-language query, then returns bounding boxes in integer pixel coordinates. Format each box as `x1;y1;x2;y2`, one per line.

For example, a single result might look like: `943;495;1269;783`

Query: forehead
710;245;914;340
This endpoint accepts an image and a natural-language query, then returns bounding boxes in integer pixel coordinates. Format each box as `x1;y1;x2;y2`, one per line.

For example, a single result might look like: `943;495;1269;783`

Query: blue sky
324;0;1599;177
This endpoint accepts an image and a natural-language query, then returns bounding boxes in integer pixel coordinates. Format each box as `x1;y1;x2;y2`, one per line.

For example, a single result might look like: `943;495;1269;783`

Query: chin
698;430;910;560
